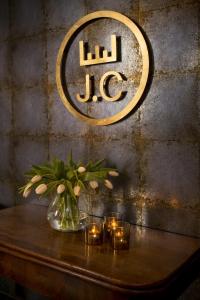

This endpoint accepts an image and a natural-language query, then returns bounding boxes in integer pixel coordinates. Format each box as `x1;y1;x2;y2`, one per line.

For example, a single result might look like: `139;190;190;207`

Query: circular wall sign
56;11;149;126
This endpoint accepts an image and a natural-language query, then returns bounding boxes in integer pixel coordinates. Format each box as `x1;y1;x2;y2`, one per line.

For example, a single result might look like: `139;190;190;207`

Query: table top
0;204;199;293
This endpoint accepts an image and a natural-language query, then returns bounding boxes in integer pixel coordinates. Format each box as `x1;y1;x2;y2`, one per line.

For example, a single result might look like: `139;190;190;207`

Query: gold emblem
56;11;149;126
99;71;124;102
76;71;124;103
79;34;117;66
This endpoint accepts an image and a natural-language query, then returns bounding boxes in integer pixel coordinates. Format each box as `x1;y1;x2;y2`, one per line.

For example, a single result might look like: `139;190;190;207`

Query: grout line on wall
197;10;200;203
0;28;66;44
1;131;198;145
0;1;197;44
8;0;17;207
131;0;144;227
139;0;199;15
42;0;50;161
1;68;198;94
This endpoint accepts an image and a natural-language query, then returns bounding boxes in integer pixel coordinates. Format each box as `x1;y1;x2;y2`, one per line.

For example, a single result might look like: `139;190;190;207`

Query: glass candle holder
112;221;130;250
103;212;122;240
85;222;103;245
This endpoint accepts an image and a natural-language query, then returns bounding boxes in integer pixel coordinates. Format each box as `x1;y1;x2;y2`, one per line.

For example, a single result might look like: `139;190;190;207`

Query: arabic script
79;35;117;66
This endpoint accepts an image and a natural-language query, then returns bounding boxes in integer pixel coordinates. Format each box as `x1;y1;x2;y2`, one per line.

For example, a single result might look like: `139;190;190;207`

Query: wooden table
0;204;199;300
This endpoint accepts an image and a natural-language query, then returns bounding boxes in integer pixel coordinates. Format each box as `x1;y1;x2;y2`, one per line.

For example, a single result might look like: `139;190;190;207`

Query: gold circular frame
56;11;149;126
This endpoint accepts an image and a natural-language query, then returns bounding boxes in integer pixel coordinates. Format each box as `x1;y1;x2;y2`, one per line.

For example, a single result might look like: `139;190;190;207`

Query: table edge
0;240;200;295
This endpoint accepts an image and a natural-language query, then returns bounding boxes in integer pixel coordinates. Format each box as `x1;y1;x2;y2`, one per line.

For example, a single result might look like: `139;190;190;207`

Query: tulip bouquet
19;153;119;231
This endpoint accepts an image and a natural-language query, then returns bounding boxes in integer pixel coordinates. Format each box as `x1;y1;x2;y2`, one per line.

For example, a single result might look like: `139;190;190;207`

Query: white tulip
31;175;42;183
24;182;32;192
77;166;86;173
23;188;31;198
22;182;33;198
35;183;47;195
89;180;99;189
57;184;65;194
104;179;113;190
74;185;81;196
108;170;119;177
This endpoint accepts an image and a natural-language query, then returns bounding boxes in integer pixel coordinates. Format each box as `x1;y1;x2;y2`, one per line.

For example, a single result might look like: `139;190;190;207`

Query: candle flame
116;232;121;237
111;221;117;228
91;226;96;234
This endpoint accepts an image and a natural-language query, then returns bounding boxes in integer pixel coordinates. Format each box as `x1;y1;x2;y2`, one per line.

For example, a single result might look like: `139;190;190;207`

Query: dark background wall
0;0;199;299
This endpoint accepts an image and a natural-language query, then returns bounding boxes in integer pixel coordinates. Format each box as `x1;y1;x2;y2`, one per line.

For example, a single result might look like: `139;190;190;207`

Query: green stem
60;195;66;230
58;192;80;231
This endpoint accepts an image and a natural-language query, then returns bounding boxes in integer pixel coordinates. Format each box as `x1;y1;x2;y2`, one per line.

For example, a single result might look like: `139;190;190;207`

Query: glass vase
47;193;88;232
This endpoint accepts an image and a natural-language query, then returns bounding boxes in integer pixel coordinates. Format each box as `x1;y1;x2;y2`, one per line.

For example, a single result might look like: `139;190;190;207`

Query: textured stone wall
1;0;199;236
0;0;199;298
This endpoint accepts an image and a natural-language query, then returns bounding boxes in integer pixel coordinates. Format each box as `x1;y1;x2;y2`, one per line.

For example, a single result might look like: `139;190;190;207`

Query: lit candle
105;218;118;232
103;213;122;242
111;220;117;230
116;230;123;238
112;223;130;250
85;223;103;245
89;225;99;239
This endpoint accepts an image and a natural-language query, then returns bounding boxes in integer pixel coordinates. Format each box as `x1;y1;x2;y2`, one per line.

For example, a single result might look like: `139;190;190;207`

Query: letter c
99;71;124;102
